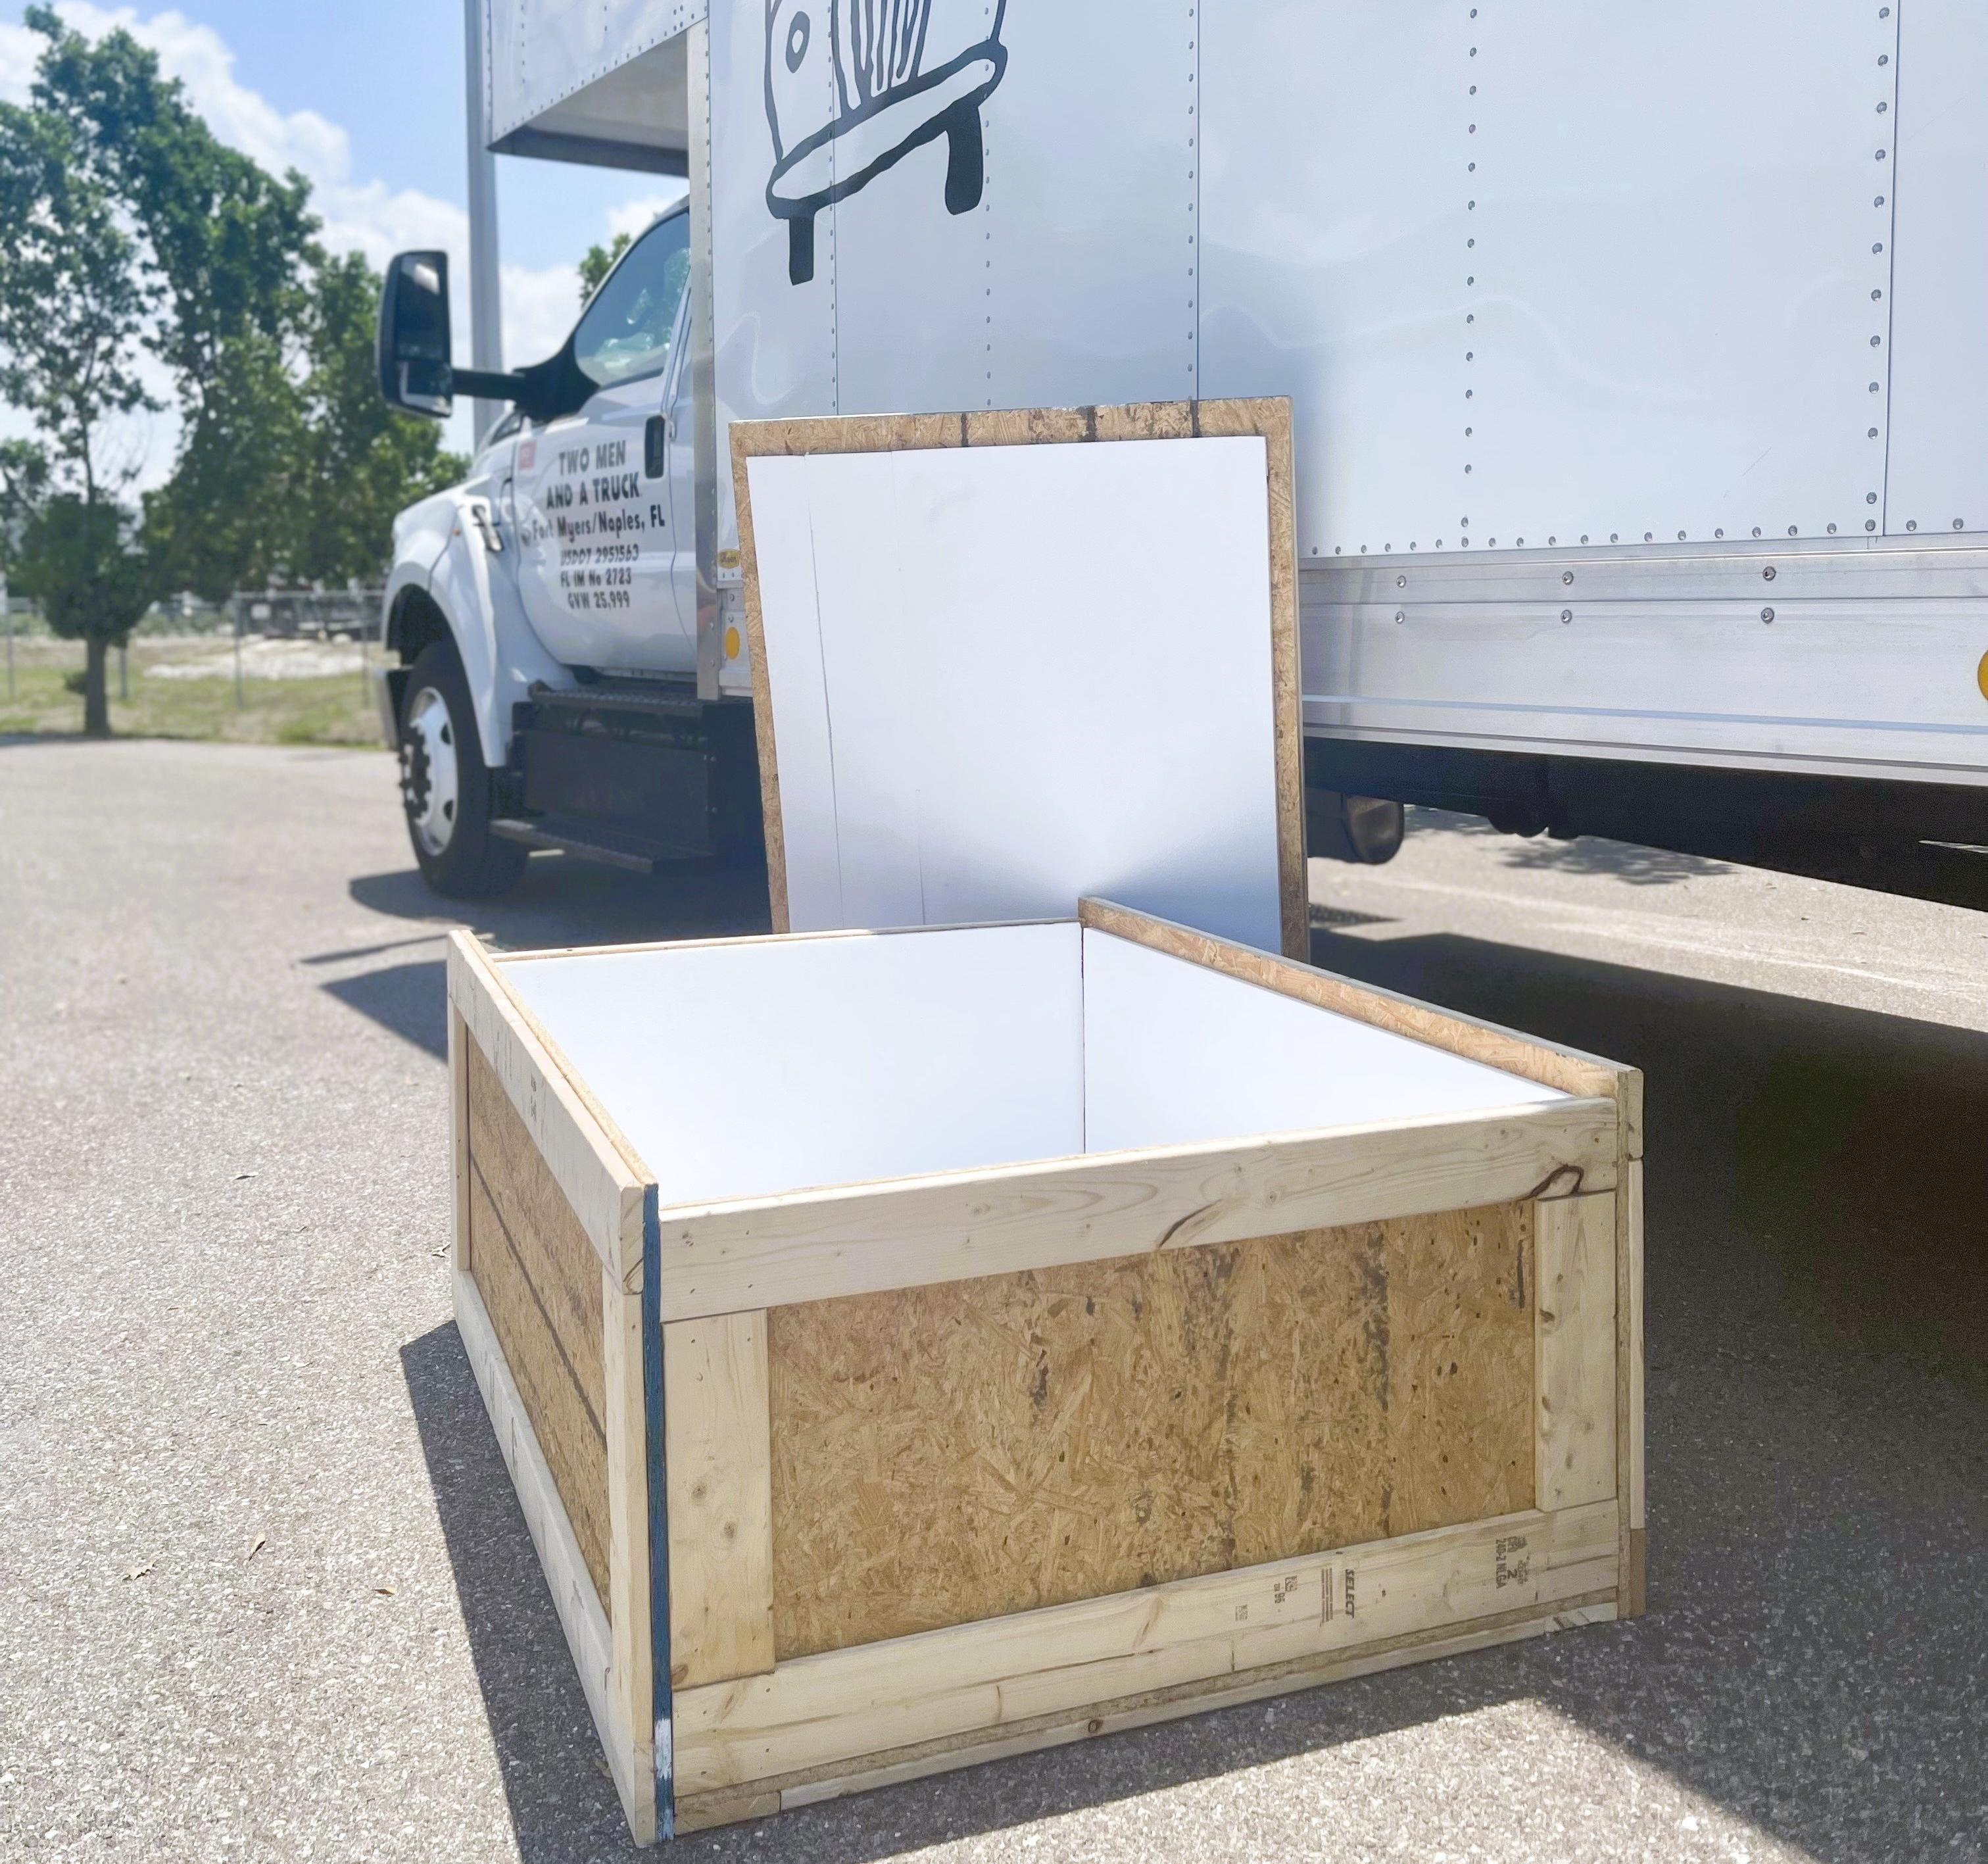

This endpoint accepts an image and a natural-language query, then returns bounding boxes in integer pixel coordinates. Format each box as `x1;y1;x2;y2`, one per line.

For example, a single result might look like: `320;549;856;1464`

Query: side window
481;406;524;453
573;212;691;391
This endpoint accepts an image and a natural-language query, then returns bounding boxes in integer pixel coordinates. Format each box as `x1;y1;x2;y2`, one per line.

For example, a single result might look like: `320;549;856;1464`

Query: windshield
573;212;691;390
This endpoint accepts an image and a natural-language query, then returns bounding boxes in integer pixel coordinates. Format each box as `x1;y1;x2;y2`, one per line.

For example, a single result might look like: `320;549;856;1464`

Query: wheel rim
401;685;460;856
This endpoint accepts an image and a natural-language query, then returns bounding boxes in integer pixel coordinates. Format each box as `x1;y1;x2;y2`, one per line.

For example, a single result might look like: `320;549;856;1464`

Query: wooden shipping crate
445;897;1644;1843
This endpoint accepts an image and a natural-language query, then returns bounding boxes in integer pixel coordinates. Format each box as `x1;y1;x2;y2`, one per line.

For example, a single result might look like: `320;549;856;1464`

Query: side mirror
377;248;575;423
378;251;455;416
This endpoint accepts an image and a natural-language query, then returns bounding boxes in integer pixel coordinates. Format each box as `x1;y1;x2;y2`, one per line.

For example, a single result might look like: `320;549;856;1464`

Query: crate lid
733;401;1306;958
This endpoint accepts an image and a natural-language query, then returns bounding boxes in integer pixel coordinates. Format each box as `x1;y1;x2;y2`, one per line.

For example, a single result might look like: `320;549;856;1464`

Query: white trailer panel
470;0;1988;791
1461;0;1895;552
1200;3;1476;561
1885;0;1988;537
1201;0;1908;560
487;0;698;168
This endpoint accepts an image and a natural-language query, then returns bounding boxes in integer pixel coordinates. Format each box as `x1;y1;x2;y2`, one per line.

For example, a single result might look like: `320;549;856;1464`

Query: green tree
20;4;319;604
579;232;631;303
0;24;161;734
140;326;307;601
7;7;464;662
0;439;51;585
287;251;464;586
19;495;153;708
26;5;315;420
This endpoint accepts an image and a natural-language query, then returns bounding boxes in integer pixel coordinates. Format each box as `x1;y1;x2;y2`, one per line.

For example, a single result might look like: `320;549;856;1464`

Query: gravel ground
1;739;1984;1863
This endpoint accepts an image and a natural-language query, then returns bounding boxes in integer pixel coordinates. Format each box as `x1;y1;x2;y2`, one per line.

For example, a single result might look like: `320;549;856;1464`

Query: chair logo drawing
765;0;1009;285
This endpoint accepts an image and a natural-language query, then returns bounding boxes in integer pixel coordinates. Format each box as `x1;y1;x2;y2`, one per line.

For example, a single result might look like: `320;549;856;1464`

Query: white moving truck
377;0;1988;899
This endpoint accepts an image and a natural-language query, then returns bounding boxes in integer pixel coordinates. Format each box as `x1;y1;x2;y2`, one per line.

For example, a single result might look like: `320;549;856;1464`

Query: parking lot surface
3;739;1984;1862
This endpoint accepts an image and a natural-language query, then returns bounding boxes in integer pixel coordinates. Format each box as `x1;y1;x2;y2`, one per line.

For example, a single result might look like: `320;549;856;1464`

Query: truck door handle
644;414;667;478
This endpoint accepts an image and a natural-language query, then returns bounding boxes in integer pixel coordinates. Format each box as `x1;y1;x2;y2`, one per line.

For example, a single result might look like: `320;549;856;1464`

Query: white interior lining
497;924;1566;1214
1079;929;1568;1155
746;437;1284;950
501;923;1083;1210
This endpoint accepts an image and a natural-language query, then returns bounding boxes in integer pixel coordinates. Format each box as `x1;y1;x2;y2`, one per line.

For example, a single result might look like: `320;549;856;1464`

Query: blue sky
0;1;686;465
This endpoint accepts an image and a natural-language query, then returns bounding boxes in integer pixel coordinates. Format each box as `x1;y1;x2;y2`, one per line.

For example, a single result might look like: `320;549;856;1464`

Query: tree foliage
25;5;314;410
289;251;464;585
0;6;468;730
0;438;52;583
0;9;163;731
579;232;631;304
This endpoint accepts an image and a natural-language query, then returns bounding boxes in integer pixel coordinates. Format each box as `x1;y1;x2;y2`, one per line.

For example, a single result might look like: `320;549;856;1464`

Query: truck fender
399;491;573;766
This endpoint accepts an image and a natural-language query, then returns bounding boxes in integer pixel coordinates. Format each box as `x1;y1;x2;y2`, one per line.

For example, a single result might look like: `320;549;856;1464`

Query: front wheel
398;641;527;898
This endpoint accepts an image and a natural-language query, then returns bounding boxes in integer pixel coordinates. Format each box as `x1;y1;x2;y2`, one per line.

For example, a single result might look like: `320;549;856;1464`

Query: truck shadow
347;854;773;956
400;922;1988;1863
316;856;775;1058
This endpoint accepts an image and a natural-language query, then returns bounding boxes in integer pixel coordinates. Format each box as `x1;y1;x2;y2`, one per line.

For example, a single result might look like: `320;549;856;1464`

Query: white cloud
0;18;41;102
606;188;689;245
32;5;350;182
500;263;585;372
0;5;621;475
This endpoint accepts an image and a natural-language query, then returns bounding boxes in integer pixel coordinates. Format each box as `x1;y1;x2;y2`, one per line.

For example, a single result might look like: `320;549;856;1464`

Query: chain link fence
1;589;388;745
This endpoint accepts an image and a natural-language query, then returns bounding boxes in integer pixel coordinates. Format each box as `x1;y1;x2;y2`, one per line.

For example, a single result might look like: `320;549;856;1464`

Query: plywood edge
663;1311;776;1689
731;399;1284;464
447;931;651;1281
1080;897;1641;1153
1534;1194;1618;1512
674;1498;1618;1794
1189;399;1305;961
675;1598;1617;1832
650;1097;1618;1321
454;1265;652;1843
730;401;1305;959
1619;1161;1647;1616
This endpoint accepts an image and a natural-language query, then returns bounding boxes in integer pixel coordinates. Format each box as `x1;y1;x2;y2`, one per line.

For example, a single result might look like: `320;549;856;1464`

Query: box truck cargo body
376;0;1988;895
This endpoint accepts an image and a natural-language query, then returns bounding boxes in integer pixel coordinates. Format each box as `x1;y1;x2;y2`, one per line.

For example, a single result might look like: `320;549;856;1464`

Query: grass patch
0;637;387;748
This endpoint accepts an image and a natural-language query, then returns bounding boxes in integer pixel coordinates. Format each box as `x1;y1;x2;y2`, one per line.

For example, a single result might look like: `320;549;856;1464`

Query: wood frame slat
729;399;1308;961
602;1266;656;1834
674;1498;1618;1796
449;1006;472;1273
1534;1193;1618;1512
663;1312;777;1688
1079;896;1643;1155
447;930;651;1282
651;1096;1616;1322
1620;1158;1647;1614
675;1600;1619;1832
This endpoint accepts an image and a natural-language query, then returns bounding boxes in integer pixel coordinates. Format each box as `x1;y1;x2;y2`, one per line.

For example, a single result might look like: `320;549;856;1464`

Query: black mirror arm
449;365;531;403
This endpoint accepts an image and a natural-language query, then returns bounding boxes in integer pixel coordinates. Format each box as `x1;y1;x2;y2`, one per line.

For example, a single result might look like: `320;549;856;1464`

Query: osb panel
466;1040;612;1609
768;1202;1534;1657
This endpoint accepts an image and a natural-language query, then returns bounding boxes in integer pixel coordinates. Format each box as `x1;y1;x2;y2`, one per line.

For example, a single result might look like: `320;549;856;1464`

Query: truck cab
376;206;757;896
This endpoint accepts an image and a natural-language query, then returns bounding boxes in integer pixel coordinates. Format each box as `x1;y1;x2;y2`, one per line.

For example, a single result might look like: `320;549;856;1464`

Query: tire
397;640;528;898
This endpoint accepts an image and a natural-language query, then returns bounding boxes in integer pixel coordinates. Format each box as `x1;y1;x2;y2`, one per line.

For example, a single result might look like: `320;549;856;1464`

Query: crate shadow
406;925;1988;1863
322;958;449;1058
401;1322;639;1858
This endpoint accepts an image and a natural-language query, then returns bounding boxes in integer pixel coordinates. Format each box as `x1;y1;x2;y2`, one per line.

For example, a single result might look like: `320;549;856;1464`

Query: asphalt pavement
2;738;1984;1863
